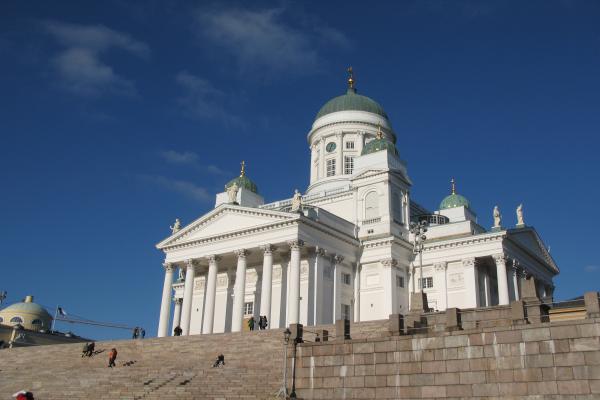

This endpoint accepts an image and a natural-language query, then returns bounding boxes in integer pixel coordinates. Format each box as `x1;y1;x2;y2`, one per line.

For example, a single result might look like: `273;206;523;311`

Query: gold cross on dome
451;178;456;194
347;66;355;89
240;160;246;177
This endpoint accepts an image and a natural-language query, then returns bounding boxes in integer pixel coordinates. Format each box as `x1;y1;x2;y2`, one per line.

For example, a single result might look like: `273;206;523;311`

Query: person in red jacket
108;348;118;368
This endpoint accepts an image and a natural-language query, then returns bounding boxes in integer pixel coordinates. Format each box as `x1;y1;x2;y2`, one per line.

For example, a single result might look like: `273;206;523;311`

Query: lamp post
275;328;291;398
409;220;428;293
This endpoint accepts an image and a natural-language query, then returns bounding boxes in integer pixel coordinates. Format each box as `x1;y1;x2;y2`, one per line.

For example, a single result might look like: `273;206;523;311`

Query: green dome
440;193;470;209
316;88;388;120
361;137;398;156
225;162;258;194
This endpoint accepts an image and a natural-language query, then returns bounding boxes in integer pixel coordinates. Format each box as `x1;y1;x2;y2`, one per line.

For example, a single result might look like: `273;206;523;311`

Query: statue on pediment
170;218;181;234
291;189;303;212
516;203;525;226
227;182;239;204
493;206;501;228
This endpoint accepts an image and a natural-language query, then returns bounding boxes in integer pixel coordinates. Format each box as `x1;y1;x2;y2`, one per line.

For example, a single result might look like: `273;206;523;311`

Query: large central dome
315;87;389;120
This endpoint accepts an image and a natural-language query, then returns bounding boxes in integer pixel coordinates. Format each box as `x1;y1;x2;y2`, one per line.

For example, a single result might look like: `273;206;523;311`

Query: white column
353;263;361;322
336;132;343;175
483;269;491;306
319;138;326;179
231;249;248;332
172;298;183;335
313;247;326;325
259;245;274;325
180;259;196;336
333;255;345;320
462;258;479;308
381;258;396;317
202;255;220;334
434;262;448;310
512;262;520;301
494;254;510;305
357;131;364;156
157;263;174;338
287;240;303;325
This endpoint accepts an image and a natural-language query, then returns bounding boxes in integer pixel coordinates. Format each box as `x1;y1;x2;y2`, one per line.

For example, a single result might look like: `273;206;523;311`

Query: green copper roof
440;193;470;210
225;175;258;194
361;137;398;156
316;88;388;120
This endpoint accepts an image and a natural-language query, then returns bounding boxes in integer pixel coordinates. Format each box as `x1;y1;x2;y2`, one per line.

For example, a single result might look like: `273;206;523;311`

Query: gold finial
451;178;456;194
240;160;246;177
376;124;383;139
347;66;355;89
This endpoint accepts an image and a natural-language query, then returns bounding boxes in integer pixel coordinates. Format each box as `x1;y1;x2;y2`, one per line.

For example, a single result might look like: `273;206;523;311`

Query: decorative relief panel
217;275;228;288
365;274;380;287
194;278;206;291
273;266;282;280
448;272;464;288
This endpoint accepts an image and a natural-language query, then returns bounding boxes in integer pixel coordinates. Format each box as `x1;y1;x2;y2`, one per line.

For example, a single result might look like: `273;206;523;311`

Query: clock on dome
326;142;336;152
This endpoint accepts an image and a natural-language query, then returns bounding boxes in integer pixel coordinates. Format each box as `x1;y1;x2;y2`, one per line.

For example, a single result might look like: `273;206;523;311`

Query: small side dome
0;295;53;331
361;125;398;156
440;178;470;210
225;161;258;194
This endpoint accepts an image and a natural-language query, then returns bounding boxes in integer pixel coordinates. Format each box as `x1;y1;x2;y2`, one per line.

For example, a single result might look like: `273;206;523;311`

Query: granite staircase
0;329;286;400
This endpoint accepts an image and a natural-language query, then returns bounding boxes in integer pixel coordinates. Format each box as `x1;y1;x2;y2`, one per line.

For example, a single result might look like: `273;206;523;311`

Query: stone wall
293;318;600;399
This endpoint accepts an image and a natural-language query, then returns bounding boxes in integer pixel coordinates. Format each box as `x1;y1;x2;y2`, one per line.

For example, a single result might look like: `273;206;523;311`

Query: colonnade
156;240;307;338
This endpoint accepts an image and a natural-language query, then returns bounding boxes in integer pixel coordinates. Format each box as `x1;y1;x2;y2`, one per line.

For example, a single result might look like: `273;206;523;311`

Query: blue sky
1;0;599;340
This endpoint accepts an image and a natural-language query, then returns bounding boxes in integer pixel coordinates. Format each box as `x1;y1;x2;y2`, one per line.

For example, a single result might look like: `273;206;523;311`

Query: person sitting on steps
212;354;225;368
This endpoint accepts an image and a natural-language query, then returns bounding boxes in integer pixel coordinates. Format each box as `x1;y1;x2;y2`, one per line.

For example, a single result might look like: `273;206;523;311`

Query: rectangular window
418;277;433;289
344;156;354;175
243;302;254;315
345;141;355;149
326;159;336;177
396;275;404;288
341;304;351;321
342;272;351;285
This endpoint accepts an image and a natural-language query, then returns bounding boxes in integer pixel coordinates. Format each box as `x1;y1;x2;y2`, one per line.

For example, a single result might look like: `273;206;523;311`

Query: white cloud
160;150;200;165
584;265;599;273
44;21;149;96
141;175;211;202
194;6;349;75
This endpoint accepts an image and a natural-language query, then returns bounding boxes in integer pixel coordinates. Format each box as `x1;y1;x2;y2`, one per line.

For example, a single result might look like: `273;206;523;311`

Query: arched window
0;316;3;323
31;319;42;326
392;192;402;223
10;316;23;324
365;192;379;220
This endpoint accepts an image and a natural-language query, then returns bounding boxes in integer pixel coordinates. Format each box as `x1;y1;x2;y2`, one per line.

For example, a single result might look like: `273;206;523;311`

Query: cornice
424;231;505;252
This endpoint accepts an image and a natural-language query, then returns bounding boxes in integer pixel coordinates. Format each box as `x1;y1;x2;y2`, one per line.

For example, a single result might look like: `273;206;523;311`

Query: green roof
361;137;398;156
316;88;388;120
225;174;258;194
440;193;470;210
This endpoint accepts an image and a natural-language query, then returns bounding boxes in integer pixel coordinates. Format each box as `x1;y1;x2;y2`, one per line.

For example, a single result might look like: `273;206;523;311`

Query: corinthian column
287;240;304;324
202;255;220;334
180;259;197;335
511;260;520;301
157;263;174;338
494;254;510;305
259;245;274;325
172;298;183;335
332;255;345;320
231;249;248;332
434;262;448;310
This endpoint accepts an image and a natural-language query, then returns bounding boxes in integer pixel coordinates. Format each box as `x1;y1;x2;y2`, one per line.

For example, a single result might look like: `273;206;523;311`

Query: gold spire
376;124;383;139
451;178;456;194
347;66;355;89
240;160;246;177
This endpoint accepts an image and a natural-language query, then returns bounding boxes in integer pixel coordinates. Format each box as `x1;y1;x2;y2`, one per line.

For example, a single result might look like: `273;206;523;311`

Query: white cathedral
155;71;559;337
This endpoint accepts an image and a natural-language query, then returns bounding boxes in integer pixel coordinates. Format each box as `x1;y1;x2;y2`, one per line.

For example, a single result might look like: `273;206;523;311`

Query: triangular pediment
157;205;299;249
508;228;559;273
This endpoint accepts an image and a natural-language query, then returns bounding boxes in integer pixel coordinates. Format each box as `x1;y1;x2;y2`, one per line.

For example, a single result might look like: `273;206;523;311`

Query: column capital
206;254;221;264
163;262;175;272
287;239;304;250
260;244;275;254
434;262;447;271
234;249;248;258
381;258;397;268
492;253;506;264
185;258;200;269
462;258;475;268
315;246;327;257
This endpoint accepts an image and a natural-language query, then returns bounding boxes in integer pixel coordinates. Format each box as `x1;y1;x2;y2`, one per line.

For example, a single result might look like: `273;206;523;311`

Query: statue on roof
291;189;303;212
493;206;501;228
227;182;239;204
516;204;525;226
170;218;181;234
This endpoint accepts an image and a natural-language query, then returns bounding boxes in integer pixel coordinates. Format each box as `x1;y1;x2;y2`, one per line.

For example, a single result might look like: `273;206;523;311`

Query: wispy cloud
44;21;149;96
175;71;241;125
584;265;599;273
140;174;211;202
159;150;228;176
193;6;349;76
